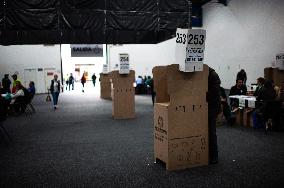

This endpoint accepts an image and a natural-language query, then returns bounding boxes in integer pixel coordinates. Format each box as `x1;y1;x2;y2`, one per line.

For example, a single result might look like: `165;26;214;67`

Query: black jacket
50;80;60;93
208;68;221;116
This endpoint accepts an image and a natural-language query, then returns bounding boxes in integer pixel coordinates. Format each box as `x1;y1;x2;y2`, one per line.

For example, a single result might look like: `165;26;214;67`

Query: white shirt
12;89;25;98
53;80;59;92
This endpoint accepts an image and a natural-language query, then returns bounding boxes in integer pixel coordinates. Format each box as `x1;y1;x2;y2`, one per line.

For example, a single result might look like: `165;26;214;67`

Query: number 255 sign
175;28;206;72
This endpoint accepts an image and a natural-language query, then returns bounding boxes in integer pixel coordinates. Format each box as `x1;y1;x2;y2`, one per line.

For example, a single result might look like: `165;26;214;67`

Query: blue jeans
52;92;59;106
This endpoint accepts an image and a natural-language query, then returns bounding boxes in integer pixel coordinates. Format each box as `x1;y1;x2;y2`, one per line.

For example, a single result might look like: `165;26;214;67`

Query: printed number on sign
188;34;205;45
120;57;129;62
176;33;187;44
176;33;205;45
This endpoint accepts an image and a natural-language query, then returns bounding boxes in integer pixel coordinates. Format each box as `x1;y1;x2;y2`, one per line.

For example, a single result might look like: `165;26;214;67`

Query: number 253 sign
175;28;206;72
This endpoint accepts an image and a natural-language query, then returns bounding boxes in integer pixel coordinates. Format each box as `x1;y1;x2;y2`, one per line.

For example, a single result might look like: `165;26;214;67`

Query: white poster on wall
276;53;284;70
119;53;130;74
175;28;206;72
102;64;108;74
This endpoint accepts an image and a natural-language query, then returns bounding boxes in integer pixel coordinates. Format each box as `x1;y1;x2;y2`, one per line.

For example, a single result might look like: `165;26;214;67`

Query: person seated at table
252;80;277;128
270;80;280;100
11;81;29;113
253;77;265;97
28;81;36;96
229;79;247;109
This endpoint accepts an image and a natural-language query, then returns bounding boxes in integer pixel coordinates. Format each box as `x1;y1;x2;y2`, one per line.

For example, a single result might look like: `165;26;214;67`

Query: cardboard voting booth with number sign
119;54;130;74
110;70;135;119
175;28;206;72
153;64;209;171
276;53;284;70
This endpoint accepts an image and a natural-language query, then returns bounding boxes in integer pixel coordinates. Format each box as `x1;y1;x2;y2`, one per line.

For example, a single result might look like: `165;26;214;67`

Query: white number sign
175;28;206;72
102;64;108;74
119;53;130;74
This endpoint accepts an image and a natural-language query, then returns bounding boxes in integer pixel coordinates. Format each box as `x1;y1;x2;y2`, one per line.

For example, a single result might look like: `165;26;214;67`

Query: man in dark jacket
2;74;11;93
207;67;221;164
236;69;247;85
229;79;247;109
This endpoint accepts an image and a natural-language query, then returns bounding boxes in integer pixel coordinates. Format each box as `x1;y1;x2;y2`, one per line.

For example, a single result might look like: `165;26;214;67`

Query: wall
108;39;176;77
203;0;284;88
0;45;61;93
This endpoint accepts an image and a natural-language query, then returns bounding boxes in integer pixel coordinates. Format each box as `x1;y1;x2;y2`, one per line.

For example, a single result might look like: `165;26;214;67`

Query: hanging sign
175;28;206;72
119;53;130;74
71;44;103;57
102;64;108;74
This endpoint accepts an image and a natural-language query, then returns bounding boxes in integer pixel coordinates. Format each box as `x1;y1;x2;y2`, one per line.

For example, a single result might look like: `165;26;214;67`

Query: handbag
46;89;51;102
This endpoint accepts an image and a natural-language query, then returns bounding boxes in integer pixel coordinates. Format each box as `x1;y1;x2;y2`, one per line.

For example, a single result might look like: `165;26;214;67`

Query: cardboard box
110;70;135;119
153;64;209;171
264;67;284;87
243;109;253;127
235;108;243;126
100;73;112;100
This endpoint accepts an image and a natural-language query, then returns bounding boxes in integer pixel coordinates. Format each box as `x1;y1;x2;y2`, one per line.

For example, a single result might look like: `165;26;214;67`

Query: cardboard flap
110;70;135;89
100;73;110;83
167;64;208;96
153;66;170;103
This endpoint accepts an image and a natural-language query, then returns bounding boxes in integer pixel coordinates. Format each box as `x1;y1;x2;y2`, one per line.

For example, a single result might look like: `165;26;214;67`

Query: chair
262;100;282;134
24;94;35;114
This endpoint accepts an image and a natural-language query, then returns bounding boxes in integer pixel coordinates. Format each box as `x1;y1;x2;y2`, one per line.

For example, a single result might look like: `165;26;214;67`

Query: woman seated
11;81;29;113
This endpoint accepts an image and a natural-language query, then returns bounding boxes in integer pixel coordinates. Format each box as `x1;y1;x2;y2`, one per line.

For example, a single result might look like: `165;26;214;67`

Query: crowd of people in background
222;69;284;130
0;73;36;116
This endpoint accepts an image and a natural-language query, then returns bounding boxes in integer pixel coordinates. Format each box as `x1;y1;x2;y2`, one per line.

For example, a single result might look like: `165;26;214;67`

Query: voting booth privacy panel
153;64;209;171
110;70;135;119
0;0;193;44
264;67;284;87
100;73;112;100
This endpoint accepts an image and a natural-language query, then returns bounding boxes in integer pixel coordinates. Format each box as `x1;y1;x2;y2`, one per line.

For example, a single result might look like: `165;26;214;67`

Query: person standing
145;76;155;106
2;74;11;93
91;73;97;87
64;74;69;91
81;73;86;93
68;73;74;91
207;67;221;164
11;73;21;93
50;74;61;110
236;69;247;85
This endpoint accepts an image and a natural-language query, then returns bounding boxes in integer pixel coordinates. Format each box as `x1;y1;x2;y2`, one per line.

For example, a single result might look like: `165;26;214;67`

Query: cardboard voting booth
100;73;112;100
264;67;284;87
110;70;135;119
153;64;209;171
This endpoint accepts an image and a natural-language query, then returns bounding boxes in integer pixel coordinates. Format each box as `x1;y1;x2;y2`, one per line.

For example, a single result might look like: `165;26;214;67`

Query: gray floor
1;91;284;187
